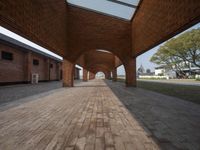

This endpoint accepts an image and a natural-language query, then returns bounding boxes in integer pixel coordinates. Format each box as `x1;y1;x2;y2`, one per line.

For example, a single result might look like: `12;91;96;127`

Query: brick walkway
0;79;199;150
0;80;160;150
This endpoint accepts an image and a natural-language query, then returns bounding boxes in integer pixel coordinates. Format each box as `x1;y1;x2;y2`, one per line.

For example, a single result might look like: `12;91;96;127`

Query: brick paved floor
0;79;199;150
0;79;160;150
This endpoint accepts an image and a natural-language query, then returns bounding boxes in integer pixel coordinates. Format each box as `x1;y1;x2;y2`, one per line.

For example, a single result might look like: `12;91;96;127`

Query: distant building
137;64;154;77
155;66;165;76
155;66;176;78
181;63;200;76
154;63;200;78
137;64;145;75
146;69;151;74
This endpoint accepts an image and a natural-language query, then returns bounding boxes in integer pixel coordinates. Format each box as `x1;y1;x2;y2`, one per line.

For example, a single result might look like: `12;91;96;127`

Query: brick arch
95;71;111;80
88;64;111;74
75;49;136;85
74;49;126;67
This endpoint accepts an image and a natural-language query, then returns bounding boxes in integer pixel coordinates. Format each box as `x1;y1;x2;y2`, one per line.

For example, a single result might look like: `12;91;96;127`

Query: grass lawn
117;78;200;104
137;81;200;104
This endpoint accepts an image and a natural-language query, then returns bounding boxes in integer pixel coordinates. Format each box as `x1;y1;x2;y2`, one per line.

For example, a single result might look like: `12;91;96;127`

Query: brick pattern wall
0;44;26;82
132;0;200;56
0;0;68;57
62;59;74;87
0;42;61;84
67;6;132;62
49;61;59;81
84;51;115;72
31;53;46;81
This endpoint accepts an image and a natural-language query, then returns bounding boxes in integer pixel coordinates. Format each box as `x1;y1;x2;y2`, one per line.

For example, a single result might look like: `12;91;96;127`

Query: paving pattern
0;79;200;150
0;80;160;150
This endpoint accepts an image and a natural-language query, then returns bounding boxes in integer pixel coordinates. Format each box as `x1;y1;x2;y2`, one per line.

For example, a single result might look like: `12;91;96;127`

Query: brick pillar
25;52;32;83
125;58;136;87
62;59;74;87
112;68;117;82
107;72;111;80
83;69;88;81
89;72;95;80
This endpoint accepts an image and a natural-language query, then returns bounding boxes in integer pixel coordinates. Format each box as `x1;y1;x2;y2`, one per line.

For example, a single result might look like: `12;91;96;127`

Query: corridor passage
0;79;200;150
0;80;160;150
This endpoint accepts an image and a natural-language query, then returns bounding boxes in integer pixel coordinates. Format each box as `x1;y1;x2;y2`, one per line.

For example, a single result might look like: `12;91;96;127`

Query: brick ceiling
0;0;200;67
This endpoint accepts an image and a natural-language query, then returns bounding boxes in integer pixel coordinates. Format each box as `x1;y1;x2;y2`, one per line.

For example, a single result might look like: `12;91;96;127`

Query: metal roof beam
107;0;137;8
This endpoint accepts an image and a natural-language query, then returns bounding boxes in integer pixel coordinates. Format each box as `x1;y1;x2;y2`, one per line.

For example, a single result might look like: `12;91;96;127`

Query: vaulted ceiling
0;0;200;68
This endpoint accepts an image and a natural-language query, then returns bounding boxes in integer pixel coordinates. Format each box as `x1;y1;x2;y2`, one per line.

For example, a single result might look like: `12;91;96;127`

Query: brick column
124;58;136;87
89;72;95;80
107;71;111;80
83;69;88;81
112;68;117;82
62;59;74;87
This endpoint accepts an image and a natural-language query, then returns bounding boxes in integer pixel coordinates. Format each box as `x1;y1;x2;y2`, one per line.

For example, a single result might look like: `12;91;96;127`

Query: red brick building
0;38;80;86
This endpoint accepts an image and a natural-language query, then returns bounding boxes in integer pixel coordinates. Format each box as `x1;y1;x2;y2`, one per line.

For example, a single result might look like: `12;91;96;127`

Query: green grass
117;78;200;104
137;81;200;104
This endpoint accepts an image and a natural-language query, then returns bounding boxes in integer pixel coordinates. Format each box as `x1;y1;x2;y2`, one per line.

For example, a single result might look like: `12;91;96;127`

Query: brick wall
0;42;61;85
31;53;47;81
0;43;26;83
49;60;59;81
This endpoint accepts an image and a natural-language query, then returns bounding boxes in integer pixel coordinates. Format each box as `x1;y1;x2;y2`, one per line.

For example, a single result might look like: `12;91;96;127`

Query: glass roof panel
67;0;140;20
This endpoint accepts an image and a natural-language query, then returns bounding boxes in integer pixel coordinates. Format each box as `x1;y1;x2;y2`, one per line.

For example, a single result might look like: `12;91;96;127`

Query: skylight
67;0;141;20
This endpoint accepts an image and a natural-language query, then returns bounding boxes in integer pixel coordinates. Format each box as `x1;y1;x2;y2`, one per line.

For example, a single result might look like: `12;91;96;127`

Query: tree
150;28;200;77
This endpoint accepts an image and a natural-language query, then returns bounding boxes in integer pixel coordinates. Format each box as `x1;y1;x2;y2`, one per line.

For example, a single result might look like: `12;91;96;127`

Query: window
1;51;13;61
33;59;39;66
50;63;53;68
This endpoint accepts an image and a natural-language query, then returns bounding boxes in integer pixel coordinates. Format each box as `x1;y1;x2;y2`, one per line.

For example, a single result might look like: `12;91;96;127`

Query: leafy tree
150;28;200;77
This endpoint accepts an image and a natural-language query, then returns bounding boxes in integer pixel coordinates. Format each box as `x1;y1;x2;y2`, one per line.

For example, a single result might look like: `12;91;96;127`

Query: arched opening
95;72;105;79
72;48;136;87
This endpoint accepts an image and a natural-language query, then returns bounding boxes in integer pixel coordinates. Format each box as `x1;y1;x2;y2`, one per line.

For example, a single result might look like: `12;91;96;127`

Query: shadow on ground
105;80;200;150
0;81;62;106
